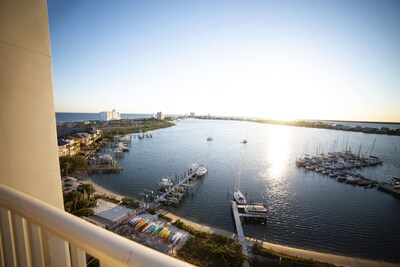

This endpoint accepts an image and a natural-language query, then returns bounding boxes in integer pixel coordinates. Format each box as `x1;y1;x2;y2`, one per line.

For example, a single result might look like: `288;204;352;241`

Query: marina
89;119;400;262
88;154;123;174
154;164;206;205
295;140;385;189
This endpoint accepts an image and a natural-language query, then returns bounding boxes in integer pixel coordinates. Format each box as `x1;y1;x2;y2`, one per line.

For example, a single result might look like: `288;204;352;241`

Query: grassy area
250;244;335;267
121;197;140;209
173;219;246;267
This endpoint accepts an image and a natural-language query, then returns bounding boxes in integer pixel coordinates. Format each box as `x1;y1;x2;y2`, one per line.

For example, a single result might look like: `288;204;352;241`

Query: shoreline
82;179;398;267
79;177;127;201
163;212;398;267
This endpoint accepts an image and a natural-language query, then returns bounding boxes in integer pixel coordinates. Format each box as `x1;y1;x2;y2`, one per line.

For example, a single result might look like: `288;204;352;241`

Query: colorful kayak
148;225;158;234
129;217;141;225
135;219;148;230
124;214;137;223
132;219;144;227
153;226;164;236
142;223;154;233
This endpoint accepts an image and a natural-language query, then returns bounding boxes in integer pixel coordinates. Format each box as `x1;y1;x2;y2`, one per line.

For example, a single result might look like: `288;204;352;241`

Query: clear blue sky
48;0;400;122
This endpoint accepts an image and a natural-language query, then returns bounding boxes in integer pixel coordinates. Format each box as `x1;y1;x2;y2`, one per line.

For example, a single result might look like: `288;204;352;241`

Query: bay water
89;118;400;262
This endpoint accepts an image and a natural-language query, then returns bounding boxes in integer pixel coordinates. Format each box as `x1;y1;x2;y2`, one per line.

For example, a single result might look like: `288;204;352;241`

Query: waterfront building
157;111;165;120
100;109;121;121
190;112;195;117
100;111;112;121
0;2;188;263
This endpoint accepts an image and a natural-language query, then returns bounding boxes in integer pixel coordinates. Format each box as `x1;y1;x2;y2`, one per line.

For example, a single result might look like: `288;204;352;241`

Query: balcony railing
0;184;193;267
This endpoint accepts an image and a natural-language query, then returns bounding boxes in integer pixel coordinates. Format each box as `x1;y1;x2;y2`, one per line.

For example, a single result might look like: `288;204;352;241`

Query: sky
48;0;400;122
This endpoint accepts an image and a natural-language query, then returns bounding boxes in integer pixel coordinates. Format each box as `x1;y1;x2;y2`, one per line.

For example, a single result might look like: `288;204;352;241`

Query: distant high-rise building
100;109;121;121
190;112;195;117
157;111;164;120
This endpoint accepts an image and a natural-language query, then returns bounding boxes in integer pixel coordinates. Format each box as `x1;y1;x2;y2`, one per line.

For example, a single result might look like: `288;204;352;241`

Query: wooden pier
88;165;122;174
231;201;249;256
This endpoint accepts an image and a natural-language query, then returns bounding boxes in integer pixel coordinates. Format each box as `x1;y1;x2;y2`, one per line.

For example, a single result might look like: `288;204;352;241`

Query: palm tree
71;191;81;212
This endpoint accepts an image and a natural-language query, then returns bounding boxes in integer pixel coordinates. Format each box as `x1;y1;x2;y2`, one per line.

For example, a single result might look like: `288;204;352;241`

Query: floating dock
88;165;122;174
237;203;268;218
231;201;268;256
155;171;197;204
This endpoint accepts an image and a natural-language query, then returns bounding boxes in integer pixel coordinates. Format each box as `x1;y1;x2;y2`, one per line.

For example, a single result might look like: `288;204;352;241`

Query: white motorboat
244;203;268;214
196;165;207;176
158;178;173;191
188;163;199;175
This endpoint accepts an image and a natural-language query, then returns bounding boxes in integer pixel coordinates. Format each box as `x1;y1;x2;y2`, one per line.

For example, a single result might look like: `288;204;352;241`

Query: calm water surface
91;119;400;262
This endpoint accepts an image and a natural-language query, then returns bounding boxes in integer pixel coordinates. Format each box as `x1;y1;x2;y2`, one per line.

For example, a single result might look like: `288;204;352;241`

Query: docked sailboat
233;189;246;205
233;171;246;204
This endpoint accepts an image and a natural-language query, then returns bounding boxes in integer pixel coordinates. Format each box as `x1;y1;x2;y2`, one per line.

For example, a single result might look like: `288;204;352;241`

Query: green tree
77;184;95;200
59;155;88;176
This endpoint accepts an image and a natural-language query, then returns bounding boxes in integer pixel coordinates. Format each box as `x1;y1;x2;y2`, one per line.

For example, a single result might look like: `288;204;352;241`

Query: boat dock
231;201;248;256
237;203;269;218
155;171;197;204
88;165;122;174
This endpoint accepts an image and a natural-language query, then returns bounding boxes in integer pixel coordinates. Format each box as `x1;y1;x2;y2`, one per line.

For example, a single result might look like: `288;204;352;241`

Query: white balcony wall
0;0;69;265
0;0;63;208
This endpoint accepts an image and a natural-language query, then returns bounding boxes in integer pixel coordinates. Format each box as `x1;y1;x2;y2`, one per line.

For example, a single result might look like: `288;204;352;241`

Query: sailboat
233;171;246;204
206;131;213;141
241;130;247;144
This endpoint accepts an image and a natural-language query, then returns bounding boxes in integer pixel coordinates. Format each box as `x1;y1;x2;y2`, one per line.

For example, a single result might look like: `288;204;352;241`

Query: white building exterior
156;111;164;120
100;109;121;121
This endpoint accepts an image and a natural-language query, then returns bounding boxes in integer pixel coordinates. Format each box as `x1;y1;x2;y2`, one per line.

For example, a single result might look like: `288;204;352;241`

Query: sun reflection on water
260;125;293;213
266;126;290;181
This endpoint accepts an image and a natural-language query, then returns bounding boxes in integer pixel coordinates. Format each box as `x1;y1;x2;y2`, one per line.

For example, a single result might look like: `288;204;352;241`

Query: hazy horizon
48;0;400;122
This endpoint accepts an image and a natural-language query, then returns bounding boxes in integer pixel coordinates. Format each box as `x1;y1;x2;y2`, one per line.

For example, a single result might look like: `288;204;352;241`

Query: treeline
59;155;88;176
64;183;96;216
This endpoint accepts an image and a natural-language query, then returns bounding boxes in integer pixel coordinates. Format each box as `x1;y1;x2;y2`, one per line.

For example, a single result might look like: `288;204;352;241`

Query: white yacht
196;165;208;176
188;163;199;175
244;203;268;214
158;178;173;191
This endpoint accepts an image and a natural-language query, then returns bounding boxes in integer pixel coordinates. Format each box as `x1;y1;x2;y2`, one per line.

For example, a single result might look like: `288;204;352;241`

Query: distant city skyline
48;0;400;122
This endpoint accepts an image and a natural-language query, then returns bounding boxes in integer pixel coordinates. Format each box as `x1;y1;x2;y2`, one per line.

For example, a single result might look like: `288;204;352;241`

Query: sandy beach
78;177;127;201
81;178;399;267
